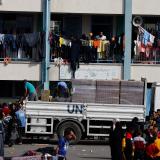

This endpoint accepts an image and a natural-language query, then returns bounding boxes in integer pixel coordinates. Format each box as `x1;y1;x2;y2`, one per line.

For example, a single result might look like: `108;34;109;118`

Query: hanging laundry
150;34;155;44
59;36;64;47
93;39;100;48
4;34;17;57
138;27;155;46
0;34;4;43
143;30;150;46
0;34;4;58
24;33;40;47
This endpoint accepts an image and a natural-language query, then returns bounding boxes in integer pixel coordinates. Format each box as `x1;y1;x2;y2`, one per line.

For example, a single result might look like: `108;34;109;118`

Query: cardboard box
41;90;50;101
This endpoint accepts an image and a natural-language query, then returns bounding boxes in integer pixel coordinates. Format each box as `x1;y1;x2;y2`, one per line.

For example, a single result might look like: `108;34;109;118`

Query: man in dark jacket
70;36;81;78
109;121;124;160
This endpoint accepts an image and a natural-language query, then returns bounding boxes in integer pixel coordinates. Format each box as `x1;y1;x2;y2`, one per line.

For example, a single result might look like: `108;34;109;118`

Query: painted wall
0;0;42;12
1;0;160;15
0;62;41;81
132;0;160;15
1;62;160;83
52;0;123;14
131;64;160;83
0;62;122;81
49;63;59;81
59;64;122;80
0;62;59;81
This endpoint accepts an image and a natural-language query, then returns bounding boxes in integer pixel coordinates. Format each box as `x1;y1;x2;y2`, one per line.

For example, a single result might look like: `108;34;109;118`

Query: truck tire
57;121;82;144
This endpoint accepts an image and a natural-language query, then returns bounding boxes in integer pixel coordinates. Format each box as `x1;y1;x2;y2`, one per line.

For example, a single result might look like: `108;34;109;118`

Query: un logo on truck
67;104;85;114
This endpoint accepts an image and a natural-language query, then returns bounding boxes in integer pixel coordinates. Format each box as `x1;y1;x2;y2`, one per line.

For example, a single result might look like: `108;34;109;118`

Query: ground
4;141;111;160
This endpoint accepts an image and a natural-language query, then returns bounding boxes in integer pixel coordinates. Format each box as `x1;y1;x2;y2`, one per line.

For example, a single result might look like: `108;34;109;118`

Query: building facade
0;0;160;98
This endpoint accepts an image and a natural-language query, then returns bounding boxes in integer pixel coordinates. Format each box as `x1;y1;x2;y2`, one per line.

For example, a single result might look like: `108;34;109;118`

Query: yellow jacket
155;138;160;157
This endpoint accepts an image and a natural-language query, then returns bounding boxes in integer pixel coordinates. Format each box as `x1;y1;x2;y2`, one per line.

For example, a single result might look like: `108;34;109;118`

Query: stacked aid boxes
120;80;144;105
72;79;96;103
71;79;145;105
96;80;120;104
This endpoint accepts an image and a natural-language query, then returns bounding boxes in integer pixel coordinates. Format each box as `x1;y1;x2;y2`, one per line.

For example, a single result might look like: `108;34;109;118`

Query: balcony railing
1;47;160;64
132;48;160;64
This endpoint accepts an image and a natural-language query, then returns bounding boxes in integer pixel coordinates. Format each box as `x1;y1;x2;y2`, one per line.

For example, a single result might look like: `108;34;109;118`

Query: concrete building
0;0;160;98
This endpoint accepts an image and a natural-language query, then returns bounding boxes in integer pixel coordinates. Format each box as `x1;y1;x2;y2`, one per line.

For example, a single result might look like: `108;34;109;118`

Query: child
133;129;146;160
55;129;76;160
124;127;134;160
15;105;26;144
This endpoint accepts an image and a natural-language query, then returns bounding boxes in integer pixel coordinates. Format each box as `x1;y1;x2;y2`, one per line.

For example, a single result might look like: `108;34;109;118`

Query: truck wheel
57;121;82;144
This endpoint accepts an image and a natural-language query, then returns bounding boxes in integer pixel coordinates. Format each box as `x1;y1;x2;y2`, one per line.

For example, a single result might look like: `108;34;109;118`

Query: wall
59;64;122;80
52;0;123;14
0;0;42;12
1;0;160;15
1;62;160;83
0;62;60;81
132;0;160;15
0;62;41;81
49;63;59;81
131;64;160;83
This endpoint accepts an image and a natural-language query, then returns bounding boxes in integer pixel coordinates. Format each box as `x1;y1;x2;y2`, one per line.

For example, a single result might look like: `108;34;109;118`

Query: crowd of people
109;112;160;160
2;80;160;160
0;101;26;157
0;101;75;160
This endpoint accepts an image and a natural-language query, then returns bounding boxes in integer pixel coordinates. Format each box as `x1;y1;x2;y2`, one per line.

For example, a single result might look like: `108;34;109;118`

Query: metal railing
1;50;160;64
132;49;160;64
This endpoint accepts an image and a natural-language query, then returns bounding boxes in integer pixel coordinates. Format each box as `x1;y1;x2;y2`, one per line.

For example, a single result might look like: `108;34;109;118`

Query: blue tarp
146;88;152;116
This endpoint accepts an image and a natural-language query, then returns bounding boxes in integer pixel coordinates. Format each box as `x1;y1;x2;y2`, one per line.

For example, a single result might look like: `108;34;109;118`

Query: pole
41;0;45;85
123;0;132;80
42;0;51;90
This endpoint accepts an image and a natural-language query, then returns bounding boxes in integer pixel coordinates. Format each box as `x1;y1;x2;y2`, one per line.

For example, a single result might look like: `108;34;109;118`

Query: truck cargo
24;78;147;143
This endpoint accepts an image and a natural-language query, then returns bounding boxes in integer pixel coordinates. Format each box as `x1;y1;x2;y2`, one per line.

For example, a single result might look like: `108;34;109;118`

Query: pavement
4;141;111;160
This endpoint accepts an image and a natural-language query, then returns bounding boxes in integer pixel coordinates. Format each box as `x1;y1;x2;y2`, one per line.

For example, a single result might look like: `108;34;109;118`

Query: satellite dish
133;16;143;27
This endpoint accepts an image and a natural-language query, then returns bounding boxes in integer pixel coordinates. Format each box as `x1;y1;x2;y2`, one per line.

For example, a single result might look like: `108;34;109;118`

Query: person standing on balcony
23;79;38;101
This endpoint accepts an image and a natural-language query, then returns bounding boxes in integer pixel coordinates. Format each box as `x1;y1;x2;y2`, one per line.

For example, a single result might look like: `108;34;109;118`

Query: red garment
134;141;145;150
138;42;146;53
146;143;159;158
126;132;132;139
93;40;100;48
2;106;10;115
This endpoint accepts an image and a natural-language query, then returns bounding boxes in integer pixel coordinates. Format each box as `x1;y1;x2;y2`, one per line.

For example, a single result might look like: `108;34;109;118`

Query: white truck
24;79;147;143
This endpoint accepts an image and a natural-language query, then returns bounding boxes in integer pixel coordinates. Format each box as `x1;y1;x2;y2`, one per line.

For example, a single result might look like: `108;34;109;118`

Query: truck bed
25;101;145;122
